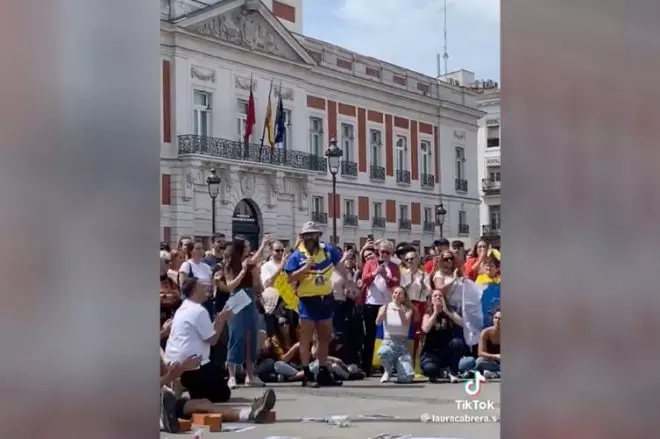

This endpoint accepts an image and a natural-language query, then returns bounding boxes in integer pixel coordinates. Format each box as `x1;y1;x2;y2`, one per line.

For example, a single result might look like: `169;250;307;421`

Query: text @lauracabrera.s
420;413;500;424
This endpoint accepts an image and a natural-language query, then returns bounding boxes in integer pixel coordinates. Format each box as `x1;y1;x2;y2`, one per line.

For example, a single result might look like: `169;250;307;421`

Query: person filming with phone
359;240;401;376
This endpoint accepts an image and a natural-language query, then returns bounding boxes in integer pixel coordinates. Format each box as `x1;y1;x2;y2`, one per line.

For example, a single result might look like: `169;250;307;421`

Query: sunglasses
405;258;415;262
379;251;391;255
442;257;454;262
273;249;284;253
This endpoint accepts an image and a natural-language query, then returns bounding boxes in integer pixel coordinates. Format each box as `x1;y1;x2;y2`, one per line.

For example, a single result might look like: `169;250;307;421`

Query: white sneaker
246;376;265;387
448;373;459;383
380;371;390;384
227;376;237;389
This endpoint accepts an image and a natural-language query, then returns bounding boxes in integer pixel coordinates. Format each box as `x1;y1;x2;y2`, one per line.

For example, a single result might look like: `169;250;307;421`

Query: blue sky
302;0;500;81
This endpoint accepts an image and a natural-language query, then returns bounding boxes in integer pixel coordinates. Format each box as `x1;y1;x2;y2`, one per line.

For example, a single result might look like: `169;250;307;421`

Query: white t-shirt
382;304;409;338
179;260;213;286
164;299;215;366
367;265;393;306
433;270;461;309
260;259;279;287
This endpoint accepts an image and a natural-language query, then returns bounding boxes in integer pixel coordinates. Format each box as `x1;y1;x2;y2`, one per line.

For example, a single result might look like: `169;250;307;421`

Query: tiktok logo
464;371;487;397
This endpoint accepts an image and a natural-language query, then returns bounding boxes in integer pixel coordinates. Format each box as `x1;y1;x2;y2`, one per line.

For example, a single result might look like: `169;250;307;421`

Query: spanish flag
264;92;275;149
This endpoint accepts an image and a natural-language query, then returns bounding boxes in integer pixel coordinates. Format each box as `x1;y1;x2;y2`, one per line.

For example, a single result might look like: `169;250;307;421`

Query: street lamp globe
325;138;343;175
435;203;447;226
206;167;221;199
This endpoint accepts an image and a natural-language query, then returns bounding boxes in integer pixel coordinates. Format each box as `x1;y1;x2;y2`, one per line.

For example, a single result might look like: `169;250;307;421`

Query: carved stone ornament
193;9;301;62
240;172;256;198
454;130;466;141
273;85;294;101
298;179;309;210
191;66;216;83
182;170;196;200
235;76;257;91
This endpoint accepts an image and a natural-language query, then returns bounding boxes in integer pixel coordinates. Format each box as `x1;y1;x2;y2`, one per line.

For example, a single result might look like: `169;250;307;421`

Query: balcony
372;217;386;228
482;225;501;237
343;214;358;227
482;178;501;195
370;165;385;181
421;173;435;187
311;211;328;224
178;135;327;172
341;161;358;177
458;224;470;235
455;178;468;192
399;219;412;230
396;169;411;184
423;221;435;233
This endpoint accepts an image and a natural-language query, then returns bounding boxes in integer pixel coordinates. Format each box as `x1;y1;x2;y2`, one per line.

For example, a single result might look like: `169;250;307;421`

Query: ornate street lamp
435;203;447;238
325;139;343;244
206;167;221;235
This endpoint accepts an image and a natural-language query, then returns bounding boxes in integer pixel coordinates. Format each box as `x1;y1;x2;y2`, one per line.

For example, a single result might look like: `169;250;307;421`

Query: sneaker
380;371;391;384
448;373;459;384
159;387;179;433
483;370;498;380
302;367;319;388
249;388;277;423
227;376;238;389
245;376;265;387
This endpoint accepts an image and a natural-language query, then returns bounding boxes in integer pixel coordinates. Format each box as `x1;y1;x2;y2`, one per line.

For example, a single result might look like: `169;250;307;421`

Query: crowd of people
158;221;501;433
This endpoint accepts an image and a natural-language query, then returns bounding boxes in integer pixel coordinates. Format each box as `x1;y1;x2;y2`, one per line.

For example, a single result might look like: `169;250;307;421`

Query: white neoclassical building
474;84;501;248
160;0;485;251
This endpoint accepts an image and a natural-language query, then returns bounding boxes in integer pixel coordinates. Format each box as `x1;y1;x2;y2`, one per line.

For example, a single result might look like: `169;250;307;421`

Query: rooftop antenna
442;0;449;75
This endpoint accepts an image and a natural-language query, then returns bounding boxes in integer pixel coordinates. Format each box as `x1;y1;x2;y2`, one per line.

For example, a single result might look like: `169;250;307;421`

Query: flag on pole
459;278;501;347
244;80;256;145
274;94;285;145
264;90;275;149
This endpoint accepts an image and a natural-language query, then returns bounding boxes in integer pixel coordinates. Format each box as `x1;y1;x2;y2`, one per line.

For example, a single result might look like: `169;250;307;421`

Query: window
423;207;433;223
399;204;409;220
344;199;355;215
237;99;248;141
487;125;500;147
283;109;292;151
193;90;211;136
459;210;467;225
370;129;382;167
488;166;501;182
489;205;501;229
312;196;324;213
455;146;465;180
309;117;324;156
373;201;383;218
395;136;408;170
420;140;432;175
341;123;354;161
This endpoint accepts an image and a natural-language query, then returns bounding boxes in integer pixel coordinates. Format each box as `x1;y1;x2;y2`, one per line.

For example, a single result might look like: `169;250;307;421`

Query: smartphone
367;234;374;240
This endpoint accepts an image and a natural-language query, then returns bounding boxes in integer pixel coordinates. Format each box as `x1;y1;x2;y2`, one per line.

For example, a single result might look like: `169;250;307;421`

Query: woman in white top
375;286;415;384
432;250;462;310
400;250;430;368
178;242;214;317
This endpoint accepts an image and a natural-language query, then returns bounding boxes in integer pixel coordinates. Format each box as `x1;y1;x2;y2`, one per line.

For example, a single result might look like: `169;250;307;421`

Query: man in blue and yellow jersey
284;221;348;387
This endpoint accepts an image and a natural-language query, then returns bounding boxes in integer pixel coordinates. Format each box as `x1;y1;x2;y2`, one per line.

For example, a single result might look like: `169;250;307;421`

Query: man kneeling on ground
160;350;276;433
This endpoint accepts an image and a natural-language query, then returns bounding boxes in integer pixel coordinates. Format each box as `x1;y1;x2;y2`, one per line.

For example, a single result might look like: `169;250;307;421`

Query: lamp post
325;138;342;245
206;167;221;235
435;203;447;238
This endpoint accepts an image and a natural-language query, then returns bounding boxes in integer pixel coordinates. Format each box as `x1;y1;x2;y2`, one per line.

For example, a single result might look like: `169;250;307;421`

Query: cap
300;221;323;235
433;238;450;247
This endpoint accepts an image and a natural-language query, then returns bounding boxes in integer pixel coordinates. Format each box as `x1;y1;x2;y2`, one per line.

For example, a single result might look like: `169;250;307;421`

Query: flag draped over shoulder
273;273;298;312
244;84;256;144
264;92;275;149
274;94;285;145
459;278;501;346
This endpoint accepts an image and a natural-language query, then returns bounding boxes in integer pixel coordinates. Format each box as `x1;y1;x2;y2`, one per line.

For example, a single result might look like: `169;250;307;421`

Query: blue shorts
298;293;334;321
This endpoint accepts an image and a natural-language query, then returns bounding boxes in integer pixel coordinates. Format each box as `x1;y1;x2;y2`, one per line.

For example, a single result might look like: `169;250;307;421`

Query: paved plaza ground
161;378;500;439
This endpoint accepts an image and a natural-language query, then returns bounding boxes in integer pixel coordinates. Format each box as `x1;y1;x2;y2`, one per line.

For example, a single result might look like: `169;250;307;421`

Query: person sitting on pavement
476;309;501;378
309;333;363;382
256;312;304;382
159;349;277;434
376;286;416;384
164;277;233;403
420;290;471;383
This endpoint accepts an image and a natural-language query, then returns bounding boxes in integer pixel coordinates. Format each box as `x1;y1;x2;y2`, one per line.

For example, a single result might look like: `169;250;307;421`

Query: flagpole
258;79;274;162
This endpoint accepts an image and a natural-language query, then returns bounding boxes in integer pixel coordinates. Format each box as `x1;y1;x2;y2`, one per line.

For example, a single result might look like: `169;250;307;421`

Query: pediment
180;2;314;65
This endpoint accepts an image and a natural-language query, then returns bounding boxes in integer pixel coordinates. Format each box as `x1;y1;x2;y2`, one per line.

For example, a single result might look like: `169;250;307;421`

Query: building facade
160;0;484;250
474;85;501;248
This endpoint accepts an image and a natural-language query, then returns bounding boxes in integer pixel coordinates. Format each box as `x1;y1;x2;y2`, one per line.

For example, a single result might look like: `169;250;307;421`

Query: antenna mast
442;0;449;75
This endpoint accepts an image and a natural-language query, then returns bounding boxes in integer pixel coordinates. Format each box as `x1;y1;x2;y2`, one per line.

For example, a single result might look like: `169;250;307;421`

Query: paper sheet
220;423;255;432
223;289;252;314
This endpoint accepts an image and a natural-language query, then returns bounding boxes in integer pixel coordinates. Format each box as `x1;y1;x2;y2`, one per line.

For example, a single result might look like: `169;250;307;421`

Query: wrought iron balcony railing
370;165;385;181
396;169;411;184
343;214;358;226
372;217;386;228
178;135;328;172
423;221;435;232
482;178;501;194
421;173;435;187
399;219;412;230
482;225;501;236
311;211;328;224
341;161;358;177
455;178;468;192
458;223;470;235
